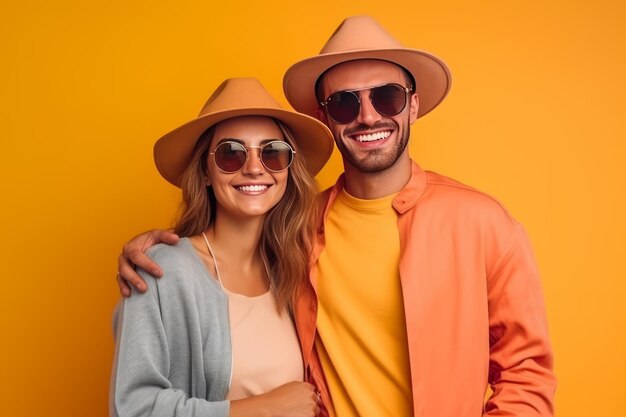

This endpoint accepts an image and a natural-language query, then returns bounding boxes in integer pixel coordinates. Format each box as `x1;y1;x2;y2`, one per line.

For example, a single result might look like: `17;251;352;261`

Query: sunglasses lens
324;84;408;124
371;84;407;116
326;91;360;124
214;142;246;173
261;142;294;171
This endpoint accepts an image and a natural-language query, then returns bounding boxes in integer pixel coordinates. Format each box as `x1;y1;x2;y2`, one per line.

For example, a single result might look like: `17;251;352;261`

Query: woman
110;78;334;417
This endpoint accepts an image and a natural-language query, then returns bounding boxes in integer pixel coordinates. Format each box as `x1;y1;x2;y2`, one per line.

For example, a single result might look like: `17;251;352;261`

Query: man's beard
337;120;410;173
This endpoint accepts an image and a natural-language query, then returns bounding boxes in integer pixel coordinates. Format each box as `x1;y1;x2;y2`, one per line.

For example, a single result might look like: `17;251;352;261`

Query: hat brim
283;48;452;120
154;108;334;187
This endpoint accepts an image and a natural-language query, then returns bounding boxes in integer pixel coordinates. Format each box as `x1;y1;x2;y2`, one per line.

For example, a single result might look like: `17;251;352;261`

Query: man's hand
116;230;180;297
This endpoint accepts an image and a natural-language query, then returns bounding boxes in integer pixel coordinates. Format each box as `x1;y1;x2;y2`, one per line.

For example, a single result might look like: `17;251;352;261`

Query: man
118;16;556;417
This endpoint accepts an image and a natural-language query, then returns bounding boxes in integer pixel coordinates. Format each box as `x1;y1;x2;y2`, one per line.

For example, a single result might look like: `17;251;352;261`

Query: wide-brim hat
283;15;452;120
154;77;334;187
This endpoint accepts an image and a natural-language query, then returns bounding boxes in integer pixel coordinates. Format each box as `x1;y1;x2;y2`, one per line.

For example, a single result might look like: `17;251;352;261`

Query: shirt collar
320;160;427;223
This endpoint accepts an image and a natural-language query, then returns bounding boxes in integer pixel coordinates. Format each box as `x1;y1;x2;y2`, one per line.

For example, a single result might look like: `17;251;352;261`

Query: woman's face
206;116;290;220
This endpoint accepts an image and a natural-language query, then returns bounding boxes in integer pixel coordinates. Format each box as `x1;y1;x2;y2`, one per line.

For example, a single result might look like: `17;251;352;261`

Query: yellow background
1;0;624;415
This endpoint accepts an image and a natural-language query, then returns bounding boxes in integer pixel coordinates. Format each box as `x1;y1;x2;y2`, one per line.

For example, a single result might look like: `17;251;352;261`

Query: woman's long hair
173;118;318;311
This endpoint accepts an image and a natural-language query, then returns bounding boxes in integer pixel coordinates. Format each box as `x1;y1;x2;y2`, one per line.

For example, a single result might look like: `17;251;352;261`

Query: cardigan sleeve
110;268;229;417
484;224;556;416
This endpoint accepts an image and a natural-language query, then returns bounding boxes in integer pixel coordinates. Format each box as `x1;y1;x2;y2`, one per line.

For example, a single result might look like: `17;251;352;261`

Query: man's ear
408;93;419;124
316;107;329;125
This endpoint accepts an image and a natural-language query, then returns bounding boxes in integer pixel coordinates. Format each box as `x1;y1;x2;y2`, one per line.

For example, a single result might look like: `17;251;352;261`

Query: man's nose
355;92;382;126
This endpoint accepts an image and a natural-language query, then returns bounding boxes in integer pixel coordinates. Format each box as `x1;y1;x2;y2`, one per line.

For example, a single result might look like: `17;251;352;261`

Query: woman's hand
116;229;180;297
230;381;321;417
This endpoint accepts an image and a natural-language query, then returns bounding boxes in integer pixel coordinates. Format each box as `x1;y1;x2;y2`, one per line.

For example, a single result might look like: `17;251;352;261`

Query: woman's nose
241;147;264;175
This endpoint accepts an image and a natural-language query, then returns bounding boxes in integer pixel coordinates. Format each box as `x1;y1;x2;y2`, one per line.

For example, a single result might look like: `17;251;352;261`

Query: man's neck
342;155;412;199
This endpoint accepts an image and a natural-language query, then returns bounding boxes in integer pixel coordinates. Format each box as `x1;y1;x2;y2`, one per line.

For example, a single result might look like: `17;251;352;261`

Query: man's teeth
236;185;268;192
353;131;391;142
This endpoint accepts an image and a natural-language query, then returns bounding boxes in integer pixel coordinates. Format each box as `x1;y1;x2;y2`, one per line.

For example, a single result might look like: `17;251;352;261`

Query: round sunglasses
319;83;413;125
209;140;295;173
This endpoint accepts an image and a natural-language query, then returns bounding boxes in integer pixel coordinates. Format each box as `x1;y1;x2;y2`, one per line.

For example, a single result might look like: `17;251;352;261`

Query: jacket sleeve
483;224;556;416
110;270;229;417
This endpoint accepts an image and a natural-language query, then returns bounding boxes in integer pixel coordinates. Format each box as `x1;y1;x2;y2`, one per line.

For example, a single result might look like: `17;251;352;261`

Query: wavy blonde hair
174;118;318;310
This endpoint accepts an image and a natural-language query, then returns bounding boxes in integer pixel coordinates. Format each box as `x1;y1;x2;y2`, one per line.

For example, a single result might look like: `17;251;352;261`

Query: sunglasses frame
319;83;413;125
209;140;296;174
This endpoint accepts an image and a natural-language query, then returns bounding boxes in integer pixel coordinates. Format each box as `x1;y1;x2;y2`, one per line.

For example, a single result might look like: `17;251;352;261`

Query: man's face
317;59;419;173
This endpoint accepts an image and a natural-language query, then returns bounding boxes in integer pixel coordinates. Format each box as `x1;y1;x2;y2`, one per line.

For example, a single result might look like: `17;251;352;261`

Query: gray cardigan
110;238;232;417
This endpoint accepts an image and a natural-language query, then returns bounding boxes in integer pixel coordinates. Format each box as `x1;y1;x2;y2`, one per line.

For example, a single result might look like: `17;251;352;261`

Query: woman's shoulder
139;238;214;291
145;237;196;265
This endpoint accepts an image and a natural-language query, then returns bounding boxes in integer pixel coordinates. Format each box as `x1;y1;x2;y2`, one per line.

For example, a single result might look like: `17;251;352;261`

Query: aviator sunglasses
209;140;295;173
319;83;413;125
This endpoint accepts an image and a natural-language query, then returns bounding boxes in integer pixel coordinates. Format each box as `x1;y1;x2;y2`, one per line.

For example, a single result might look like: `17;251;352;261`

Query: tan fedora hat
154;77;334;187
283;15;452;120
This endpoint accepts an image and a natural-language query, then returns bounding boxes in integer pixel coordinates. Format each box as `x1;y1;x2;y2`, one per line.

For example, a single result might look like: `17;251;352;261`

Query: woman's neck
211;214;264;262
193;214;269;296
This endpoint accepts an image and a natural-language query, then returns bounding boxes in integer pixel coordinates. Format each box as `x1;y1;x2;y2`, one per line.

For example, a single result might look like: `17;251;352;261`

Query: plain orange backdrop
1;1;625;416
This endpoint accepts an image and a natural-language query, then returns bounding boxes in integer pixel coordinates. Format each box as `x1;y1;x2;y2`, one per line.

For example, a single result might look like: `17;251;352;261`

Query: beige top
225;288;304;400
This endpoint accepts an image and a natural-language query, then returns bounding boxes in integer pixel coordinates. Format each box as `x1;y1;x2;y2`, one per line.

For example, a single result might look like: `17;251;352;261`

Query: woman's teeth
236;185;268;192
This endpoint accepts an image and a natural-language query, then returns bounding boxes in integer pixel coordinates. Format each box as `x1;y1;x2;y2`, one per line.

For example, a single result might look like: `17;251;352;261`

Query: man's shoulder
424;170;482;192
422;170;517;222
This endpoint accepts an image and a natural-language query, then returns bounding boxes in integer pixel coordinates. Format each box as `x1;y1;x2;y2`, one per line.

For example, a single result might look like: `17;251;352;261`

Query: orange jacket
294;161;556;417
